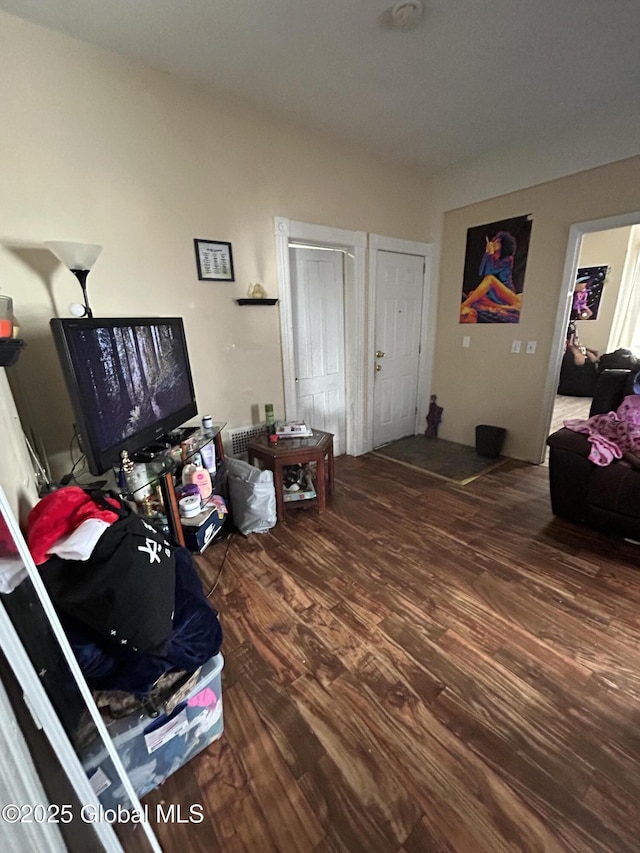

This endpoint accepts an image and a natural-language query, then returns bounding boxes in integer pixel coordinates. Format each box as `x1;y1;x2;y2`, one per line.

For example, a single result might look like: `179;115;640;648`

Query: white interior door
290;247;346;455
373;250;425;447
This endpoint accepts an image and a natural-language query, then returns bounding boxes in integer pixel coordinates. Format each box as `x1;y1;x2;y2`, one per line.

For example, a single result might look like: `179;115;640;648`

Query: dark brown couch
546;369;640;539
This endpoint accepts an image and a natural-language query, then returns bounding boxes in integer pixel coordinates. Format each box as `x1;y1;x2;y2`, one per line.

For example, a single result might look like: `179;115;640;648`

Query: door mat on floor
372;435;509;485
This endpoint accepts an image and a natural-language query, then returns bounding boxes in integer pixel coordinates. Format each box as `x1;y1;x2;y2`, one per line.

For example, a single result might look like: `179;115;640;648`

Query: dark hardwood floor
141;453;640;852
549;395;592;435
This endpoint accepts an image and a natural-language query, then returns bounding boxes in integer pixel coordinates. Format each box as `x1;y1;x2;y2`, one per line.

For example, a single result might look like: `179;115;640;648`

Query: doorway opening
274;218;367;457
542;210;640;461
275;220;434;458
368;234;434;450
288;242;349;456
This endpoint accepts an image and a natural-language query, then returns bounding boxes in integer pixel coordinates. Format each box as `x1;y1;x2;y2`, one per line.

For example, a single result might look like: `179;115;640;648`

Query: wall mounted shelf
0;339;26;367
235;298;279;306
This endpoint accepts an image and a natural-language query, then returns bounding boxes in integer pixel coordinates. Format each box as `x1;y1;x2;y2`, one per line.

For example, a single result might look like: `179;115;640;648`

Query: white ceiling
1;0;639;175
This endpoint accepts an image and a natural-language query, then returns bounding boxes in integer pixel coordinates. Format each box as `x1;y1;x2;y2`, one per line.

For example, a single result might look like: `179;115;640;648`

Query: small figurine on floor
425;395;443;438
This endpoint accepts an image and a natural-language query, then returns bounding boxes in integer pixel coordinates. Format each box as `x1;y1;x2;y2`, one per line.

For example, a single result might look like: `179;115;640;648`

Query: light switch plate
526;340;537;354
511;340;521;354
462;335;470;348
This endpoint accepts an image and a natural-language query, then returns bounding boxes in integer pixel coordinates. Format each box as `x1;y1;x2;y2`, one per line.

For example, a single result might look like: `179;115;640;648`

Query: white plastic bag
226;457;277;534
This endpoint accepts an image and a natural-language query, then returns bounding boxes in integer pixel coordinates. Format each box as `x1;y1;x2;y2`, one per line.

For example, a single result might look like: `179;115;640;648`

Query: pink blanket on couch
564;395;640;466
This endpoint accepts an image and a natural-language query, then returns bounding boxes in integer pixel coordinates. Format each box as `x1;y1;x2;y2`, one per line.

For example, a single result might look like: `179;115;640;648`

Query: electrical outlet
511;340;521;354
526;340;537;354
462;335;470;348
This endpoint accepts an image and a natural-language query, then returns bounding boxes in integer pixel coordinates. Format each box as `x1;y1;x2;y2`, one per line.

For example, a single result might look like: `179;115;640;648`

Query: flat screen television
50;316;198;475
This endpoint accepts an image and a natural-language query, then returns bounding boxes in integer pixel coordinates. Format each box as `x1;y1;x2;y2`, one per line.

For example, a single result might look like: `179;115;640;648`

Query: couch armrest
546;427;591;456
547;428;593;523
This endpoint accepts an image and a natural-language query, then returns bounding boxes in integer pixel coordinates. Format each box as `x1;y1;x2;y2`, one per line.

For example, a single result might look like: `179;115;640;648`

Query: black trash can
475;425;506;458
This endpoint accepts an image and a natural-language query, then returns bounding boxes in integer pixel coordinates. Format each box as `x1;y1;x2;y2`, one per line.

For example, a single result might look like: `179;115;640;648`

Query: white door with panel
290;247;346;455
373;250;425;447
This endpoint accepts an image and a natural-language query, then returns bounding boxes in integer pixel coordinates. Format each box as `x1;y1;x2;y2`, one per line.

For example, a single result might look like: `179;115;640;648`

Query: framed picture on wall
571;265;608;320
459;214;533;324
194;239;235;281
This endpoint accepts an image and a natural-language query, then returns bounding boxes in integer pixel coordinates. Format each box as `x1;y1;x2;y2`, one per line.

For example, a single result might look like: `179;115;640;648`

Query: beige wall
432;157;640;461
0;11;431;489
0;372;38;524
2;9;640;505
574;227;632;355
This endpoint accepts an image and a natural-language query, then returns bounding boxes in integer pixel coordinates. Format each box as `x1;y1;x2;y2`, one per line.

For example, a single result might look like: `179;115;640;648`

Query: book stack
274;420;313;438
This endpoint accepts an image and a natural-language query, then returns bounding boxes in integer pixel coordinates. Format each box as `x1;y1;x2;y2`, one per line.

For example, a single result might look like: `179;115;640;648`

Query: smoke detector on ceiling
379;0;424;31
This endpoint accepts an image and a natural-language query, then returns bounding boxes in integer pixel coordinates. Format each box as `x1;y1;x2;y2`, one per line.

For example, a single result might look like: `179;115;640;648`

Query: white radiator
224;424;266;459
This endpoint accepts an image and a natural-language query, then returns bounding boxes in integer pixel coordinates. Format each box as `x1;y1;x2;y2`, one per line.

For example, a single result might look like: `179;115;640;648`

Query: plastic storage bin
475;425;506;458
82;653;224;809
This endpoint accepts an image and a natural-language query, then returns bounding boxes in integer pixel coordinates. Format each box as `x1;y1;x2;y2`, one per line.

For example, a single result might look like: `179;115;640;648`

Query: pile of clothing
26;487;222;712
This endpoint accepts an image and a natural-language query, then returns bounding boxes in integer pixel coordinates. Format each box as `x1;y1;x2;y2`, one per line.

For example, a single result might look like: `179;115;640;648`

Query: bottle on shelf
265;403;276;436
200;415;217;473
119;450;152;502
200;441;217;474
181;460;199;488
189;464;213;501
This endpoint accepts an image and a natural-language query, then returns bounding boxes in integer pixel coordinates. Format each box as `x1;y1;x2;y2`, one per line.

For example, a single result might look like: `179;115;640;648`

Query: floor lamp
45;241;102;318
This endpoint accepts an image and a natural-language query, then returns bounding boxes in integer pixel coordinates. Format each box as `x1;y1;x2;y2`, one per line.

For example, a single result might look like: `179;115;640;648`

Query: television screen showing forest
67;321;194;453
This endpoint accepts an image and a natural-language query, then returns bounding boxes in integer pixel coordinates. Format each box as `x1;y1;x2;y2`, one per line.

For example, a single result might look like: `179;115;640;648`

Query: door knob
375;364;382;372
375;350;385;358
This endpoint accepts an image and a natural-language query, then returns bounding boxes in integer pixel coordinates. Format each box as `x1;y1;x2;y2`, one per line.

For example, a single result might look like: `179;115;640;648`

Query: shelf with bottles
115;422;226;495
173;423;225;469
112;421;227;548
110;453;174;537
173;423;226;498
170;421;229;553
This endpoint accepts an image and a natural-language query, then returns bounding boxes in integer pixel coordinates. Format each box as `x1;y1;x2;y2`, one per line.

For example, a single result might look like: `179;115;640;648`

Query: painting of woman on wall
571;265;608;320
459;214;533;324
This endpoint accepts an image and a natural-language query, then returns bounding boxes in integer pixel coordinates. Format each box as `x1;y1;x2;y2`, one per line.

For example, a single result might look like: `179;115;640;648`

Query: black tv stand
119;423;228;552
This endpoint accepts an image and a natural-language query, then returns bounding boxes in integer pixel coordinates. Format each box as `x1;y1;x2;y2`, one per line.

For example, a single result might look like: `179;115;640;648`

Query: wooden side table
247;429;334;519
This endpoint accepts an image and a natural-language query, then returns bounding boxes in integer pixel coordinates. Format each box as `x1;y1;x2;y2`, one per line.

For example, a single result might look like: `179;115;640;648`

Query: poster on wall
571;265;608;320
459;214;533;324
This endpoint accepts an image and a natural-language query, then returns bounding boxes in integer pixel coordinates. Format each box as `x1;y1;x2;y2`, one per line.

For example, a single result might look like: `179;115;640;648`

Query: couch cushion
588;461;640;519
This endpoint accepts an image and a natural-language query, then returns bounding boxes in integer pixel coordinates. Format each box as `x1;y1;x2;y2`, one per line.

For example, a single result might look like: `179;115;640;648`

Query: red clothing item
27;487;119;565
0;513;19;558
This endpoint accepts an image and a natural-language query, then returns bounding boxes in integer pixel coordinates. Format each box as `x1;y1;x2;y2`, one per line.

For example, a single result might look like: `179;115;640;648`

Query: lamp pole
70;269;93;318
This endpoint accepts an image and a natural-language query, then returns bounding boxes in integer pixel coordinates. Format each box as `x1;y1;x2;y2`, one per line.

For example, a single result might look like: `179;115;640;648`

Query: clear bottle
120;450;152;502
117;450;133;490
181;461;199;488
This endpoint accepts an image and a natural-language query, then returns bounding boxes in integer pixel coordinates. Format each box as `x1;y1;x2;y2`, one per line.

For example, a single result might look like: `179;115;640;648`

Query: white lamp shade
45;241;102;271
